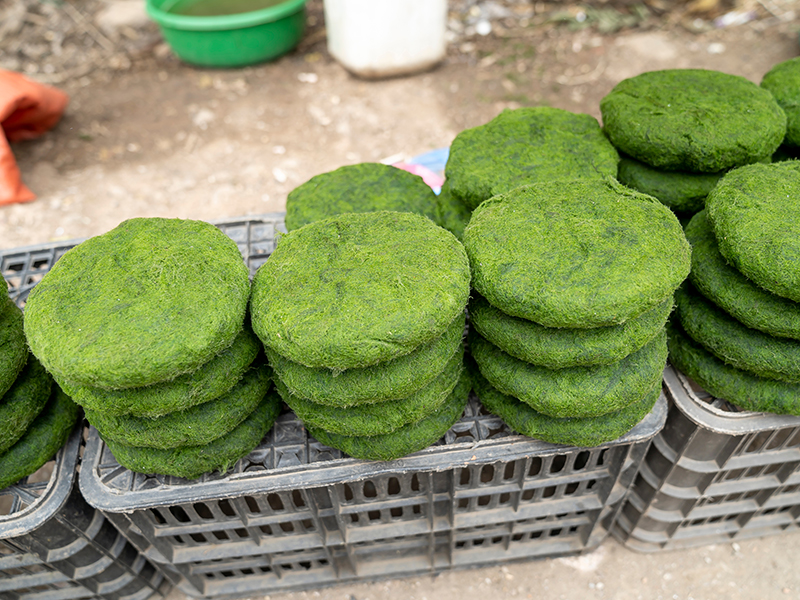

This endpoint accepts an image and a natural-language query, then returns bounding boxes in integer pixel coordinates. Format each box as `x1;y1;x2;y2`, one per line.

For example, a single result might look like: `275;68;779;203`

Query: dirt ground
3;0;800;598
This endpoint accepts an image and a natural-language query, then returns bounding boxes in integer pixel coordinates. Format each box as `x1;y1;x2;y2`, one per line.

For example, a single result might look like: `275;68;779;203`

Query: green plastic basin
146;0;306;68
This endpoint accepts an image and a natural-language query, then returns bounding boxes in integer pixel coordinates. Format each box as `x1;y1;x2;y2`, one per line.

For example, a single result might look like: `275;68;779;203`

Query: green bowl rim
146;0;306;32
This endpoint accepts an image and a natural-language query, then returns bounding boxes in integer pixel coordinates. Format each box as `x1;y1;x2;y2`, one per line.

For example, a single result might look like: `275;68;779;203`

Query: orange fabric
0;70;69;205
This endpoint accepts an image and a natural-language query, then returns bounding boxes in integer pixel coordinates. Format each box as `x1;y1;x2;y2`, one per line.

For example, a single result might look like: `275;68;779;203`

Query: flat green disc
469;294;671;368
445;107;619;210
706;162;800;303
463;178;690;328
268;313;464;406
23;218;251;389
251;211;470;370
0;358;53;455
434;181;471;241
601;69;785;172
761;57;800;147
686;210;800;340
469;328;666;418
0;296;28;399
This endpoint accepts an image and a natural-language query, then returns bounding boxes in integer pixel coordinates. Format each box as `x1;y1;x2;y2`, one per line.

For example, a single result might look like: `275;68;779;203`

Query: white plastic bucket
323;0;448;78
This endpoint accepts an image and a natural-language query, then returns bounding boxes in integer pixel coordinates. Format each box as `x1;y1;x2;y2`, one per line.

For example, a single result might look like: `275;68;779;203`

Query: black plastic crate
611;365;800;552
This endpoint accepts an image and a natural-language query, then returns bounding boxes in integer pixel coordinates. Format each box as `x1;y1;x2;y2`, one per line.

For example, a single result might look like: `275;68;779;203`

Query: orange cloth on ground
0;70;69;205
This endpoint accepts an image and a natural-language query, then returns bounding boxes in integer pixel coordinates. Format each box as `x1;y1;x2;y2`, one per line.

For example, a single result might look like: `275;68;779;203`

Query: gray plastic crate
611;365;800;552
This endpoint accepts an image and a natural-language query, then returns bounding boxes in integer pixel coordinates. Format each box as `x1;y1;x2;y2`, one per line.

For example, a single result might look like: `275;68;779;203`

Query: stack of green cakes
23;218;282;479
0;287;78;490
439;106;620;239
285;162;438;231
602;69;786;220
250;210;472;461
464;178;691;447
670;162;800;415
761;57;800;160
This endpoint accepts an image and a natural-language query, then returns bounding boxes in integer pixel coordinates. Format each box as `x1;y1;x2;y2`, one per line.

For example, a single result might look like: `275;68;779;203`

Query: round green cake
600;69;786;172
761;57;800;148
0;295;28;399
434;182;471;241
23;218;251;390
469;294;672;369
285;163;438;231
278;347;463;437
469;329;666;418
617;155;725;214
473;367;659;447
54;328;261;417
0;358;53;455
667;320;800;415
675;283;800;383
103;389;282;479
463;178;690;328
308;371;470;461
686;210;800;340
251;211;471;370
267;313;464;407
86;363;271;449
0;386;79;490
445;106;619;210
706;162;800;303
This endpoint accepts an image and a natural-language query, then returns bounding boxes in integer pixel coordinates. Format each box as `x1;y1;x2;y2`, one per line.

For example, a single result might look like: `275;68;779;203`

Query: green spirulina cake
463;178;690;328
0;386;79;490
686;210;800;340
706;162;800;303
23;218;251;390
0;295;28;399
251;211;470;371
285;162;438;231
445;106;619;210
667;320;800;415
601;69;786;172
761;57;800;147
472;367;659;447
55;328;261;417
434;182;471;240
103;389;282;479
86;363;271;449
675;283;800;383
469;294;672;369
267;313;464;407
309;371;471;461
0;358;53;455
277;347;463;437
468;329;666;419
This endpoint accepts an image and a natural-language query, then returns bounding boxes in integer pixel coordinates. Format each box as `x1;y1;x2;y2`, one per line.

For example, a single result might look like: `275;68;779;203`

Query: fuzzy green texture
473;366;659;447
445;107;619;210
103;389;282;479
469;294;671;369
251;211;471;370
761;57;800;148
23;218;251;390
706;162;800;303
285;163;438;231
463;178;690;328
469;328;666;418
53;328;260;417
686;210;800;340
86;363;271;449
0;358;53;454
434;182;471;241
308;371;470;461
600;69;786;172
617;155;723;213
667;320;800;415
0;296;28;399
267;313;464;407
675;283;800;383
278;347;463;437
0;386;79;490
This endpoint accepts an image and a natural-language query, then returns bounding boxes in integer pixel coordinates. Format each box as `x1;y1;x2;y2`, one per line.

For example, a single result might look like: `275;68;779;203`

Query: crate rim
78;393;667;513
663;365;800;436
